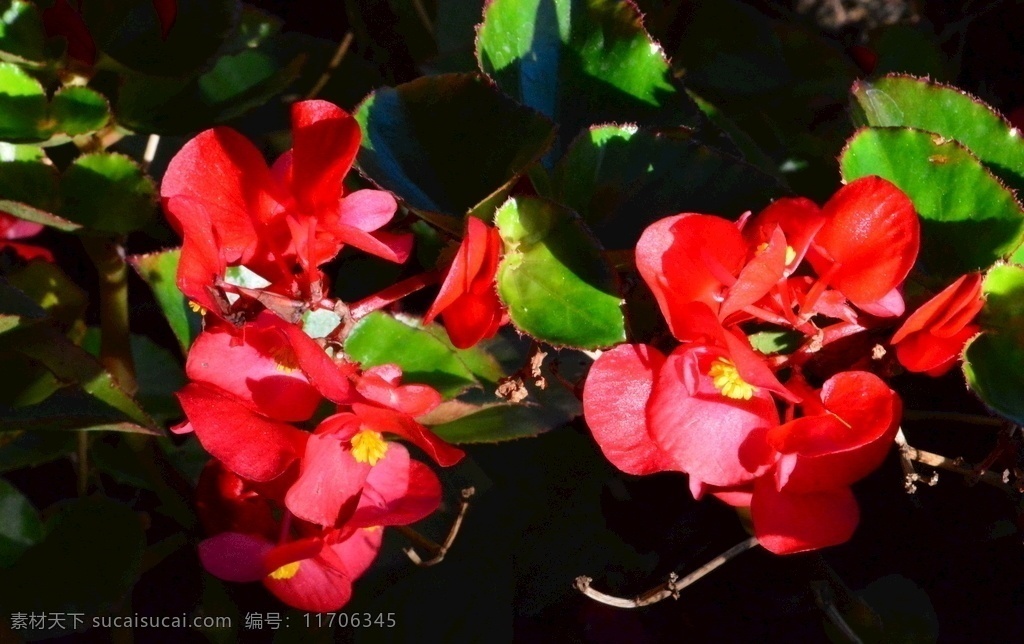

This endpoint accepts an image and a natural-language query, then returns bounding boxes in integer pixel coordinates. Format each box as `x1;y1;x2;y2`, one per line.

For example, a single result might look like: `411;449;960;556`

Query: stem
896;427;1013;493
411;0;434;33
348;271;440;321
82;237;137;395
902;410;1005;427
306;32;354;99
575;537;759;608
399;487;475;567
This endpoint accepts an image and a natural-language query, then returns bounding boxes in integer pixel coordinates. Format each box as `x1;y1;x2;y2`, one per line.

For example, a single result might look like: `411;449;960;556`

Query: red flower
162;100;412;315
424;217;504;348
891;273;984;376
0;213;52;262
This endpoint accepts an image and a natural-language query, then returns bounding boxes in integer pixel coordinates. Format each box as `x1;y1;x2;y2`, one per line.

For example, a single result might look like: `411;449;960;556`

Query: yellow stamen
708;358;756;400
269;345;300;373
268;561;300;580
187;301;207;315
351;430;389;466
756;242;797;266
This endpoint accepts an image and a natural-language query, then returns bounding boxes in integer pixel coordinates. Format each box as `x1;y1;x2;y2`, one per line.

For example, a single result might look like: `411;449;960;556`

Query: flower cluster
165;101;464;610
583;177;984;554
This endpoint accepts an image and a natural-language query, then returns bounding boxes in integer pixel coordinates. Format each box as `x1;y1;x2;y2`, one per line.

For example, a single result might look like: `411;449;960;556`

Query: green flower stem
82;237;137;396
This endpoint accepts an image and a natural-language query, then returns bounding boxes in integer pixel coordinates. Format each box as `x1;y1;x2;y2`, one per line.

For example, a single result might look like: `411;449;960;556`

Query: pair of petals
425;217;505;349
892;273;984;376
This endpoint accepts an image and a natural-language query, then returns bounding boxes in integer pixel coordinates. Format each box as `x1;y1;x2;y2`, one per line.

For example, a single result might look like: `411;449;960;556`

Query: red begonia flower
807;176;919;312
424;217;505;349
892;273;984;376
162;100;412;314
177;382;309;482
767;371;901;493
0;213;53;262
42;0;96;66
750;477;859;555
742;197;825;274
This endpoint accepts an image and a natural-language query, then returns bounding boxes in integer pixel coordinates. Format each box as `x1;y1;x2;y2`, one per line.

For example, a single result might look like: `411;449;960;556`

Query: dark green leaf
0;430;74;472
83;0;239;77
344;312;502;398
6;261;87;330
49;86;110;136
0;61;47;141
476;0;702;157
2;324;158;431
0;478;42;567
59;152;156;235
840;127;1024;276
0;0;46;66
0;278;46;335
963;263;1024;425
3;497;144;629
355;72;555;220
553;124;784;248
129;249;200;354
852;75;1024;193
0;157;59;212
495;197;625;349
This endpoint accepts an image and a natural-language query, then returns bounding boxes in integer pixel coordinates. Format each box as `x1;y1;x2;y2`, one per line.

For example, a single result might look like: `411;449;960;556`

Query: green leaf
3;497;144;629
476;0;701;157
355;72;555;221
6;261;87;330
963;263;1024;425
749;329;803;355
49;86;110;136
115;39;305;135
495;197;625;349
0;431;75;472
0;0;46;66
344;312;502;398
0;478;42;567
0;278;46;335
0;62;47;141
2;324;158;431
129;249;200;354
851;75;1024;193
59;152;156;235
840;127;1024;276
552;124;784;248
0;157;59;212
83;0;239;77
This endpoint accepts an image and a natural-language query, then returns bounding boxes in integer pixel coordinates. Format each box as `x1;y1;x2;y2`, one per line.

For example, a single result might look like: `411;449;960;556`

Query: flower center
187;301;207;315
270;345;300;373
708;358;756;400
351;430;389;466
756;242;797;265
268;561;300;580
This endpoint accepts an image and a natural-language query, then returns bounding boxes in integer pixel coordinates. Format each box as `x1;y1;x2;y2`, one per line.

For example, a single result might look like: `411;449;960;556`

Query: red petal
636;214;747;334
285;433;369;527
752;478;859;554
151;0;177;38
647;347;779;487
811;177;920;308
355;372;442;417
893;273;983;344
198;532;272;582
350;443;442;526
330;224;413;264
185;324;321;422
42;0;96;65
0;213;44;239
720;227;787;319
351;403;464;467
177;383;307;482
0;242;54;262
275;319;356;403
744;197;825;270
896;324;979;376
426;217;495;322
337;189;399;232
164;196;227;312
582;344;675;475
290;101;360;212
439;290;504;349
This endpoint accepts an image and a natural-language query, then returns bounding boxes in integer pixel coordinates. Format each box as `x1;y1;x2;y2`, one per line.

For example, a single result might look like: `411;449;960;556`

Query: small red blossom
162;100;412;315
892;273;984;376
0;213;52;262
424;217;505;348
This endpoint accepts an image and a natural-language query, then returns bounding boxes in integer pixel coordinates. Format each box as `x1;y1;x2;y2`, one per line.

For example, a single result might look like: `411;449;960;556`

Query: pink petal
338;189;399;231
198;532;272;582
285;433;369;527
351;443;442;526
582;344;675;475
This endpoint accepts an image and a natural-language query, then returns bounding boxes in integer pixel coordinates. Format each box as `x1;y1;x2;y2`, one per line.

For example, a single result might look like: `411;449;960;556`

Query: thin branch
399;487;475;567
575;537;759;609
141;134;160;171
902;409;1005;428
896;427;1013;493
811;581;864;644
306;32;354;99
411;0;434;34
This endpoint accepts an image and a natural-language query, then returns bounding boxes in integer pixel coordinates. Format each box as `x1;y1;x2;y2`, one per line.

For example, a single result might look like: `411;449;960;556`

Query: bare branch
575;537;759;609
306;32;354;99
400;487;475;567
